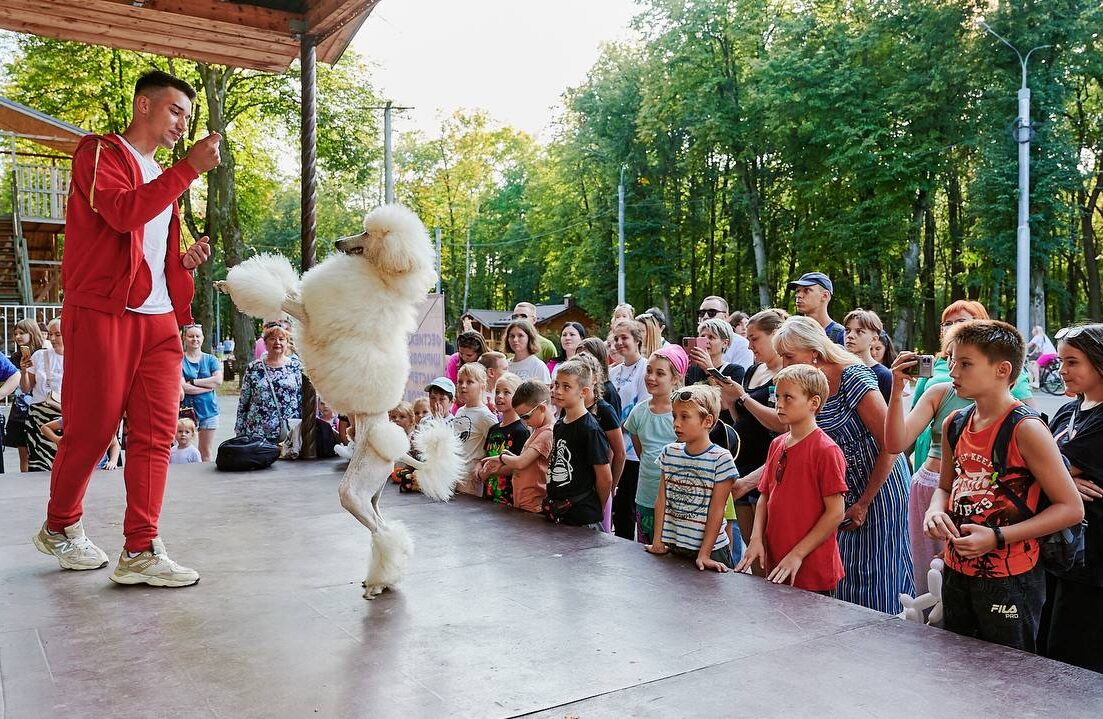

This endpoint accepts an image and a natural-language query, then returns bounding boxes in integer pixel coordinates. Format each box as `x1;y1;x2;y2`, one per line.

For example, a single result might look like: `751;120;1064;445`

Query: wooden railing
14;162;69;222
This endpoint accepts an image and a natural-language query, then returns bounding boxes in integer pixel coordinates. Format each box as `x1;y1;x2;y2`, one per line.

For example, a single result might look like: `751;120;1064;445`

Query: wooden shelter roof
0;95;87;155
0;0;381;72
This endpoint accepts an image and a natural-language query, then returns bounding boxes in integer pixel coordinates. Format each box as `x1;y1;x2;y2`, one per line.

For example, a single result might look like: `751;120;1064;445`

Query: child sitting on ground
169;417;202;465
453;363;498;496
624;345;688;543
924;320;1083;652
491;379;554;513
477;373;530;504
737;365;848;591
42;417;122;470
646;385;737;571
543;360;613;527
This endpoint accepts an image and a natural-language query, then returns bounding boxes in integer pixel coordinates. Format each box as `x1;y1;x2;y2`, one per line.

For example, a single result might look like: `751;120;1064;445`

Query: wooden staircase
0;214;62;304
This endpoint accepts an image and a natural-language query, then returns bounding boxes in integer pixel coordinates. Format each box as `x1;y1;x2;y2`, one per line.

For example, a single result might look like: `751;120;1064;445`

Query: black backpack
216;435;280;471
946;404;1085;571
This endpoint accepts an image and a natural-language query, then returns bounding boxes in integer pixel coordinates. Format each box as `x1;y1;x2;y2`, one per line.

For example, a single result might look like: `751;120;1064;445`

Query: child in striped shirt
645;385;737;571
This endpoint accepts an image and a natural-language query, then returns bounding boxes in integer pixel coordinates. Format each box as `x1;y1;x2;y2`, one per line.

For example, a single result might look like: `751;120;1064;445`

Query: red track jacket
63;133;199;326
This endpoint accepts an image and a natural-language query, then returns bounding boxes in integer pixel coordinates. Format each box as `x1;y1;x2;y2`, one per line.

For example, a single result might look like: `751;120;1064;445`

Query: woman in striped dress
773;317;913;613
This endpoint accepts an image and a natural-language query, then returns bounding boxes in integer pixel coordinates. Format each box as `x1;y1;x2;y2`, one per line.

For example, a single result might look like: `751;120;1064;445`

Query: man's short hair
949;320;1026;382
512;379;550;408
135;70;196;102
774;364;830;407
514;301;537;318
700;295;729;313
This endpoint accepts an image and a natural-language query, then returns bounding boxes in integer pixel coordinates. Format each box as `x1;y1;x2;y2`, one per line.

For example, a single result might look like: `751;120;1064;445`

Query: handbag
261;363;292;443
215;435;280;471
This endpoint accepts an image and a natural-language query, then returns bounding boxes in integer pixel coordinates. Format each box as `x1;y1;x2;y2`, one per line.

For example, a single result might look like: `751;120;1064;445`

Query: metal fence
0;304;62;359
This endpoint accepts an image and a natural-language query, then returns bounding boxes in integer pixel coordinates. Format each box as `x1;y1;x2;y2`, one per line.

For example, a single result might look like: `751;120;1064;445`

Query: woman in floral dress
235;323;302;441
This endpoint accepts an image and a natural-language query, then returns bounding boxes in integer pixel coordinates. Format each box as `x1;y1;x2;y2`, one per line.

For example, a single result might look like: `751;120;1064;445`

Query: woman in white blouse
21;318;64;471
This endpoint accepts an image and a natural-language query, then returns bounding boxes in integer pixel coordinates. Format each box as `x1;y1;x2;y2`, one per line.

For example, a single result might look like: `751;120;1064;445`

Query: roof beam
307;0;376;40
100;0;300;34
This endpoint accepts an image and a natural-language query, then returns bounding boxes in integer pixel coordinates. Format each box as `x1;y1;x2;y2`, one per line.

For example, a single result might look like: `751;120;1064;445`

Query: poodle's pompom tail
220;253;299;321
404;418;463;501
363;419;410;464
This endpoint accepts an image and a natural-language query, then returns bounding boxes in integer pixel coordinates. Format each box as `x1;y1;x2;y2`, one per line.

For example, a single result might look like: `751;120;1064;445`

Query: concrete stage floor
1;460;1100;719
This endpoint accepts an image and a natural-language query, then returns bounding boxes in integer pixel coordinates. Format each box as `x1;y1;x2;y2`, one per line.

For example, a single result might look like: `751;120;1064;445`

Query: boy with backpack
924;320;1083;651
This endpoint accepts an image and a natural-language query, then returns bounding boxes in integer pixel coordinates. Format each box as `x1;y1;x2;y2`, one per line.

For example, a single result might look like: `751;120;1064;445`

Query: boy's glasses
518;405;543;421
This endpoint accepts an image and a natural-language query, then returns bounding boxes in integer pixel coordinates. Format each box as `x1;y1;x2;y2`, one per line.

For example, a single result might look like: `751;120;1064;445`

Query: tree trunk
894;189;927;350
1082;173;1103;321
946;169;966;301
737;158;769;309
922;208;938;353
196;63;253;370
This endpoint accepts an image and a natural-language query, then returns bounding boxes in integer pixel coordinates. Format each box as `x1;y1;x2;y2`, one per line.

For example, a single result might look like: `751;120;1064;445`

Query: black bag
947;404;1087;572
215;435;280;471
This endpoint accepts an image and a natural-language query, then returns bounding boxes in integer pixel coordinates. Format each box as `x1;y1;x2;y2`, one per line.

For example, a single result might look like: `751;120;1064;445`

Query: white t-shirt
119;136;173;315
452;404;498;496
723;334;754;369
169;446;202;464
508;354;551;384
28;347;63;405
608;356;649;462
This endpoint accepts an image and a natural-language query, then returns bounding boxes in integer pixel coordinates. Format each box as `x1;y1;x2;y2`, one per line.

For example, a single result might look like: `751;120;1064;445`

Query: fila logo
990;604;1020;619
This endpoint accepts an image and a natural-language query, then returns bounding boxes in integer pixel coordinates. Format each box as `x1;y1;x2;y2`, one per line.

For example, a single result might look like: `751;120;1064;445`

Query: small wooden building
461;295;598;352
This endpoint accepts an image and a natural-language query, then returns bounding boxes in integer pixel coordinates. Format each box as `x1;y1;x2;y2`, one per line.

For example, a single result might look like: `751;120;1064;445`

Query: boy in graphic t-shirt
738;365;848;591
544;360;612;527
476;373;530;504
924;320;1083;651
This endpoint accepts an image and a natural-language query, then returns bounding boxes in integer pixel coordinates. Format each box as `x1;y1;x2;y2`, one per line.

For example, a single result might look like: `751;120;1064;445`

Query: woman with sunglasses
180;324;223;461
1044;324;1103;672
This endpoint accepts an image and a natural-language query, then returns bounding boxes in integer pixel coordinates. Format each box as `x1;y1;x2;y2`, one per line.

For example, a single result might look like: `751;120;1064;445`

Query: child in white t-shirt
169;418;202;464
453;362;498;496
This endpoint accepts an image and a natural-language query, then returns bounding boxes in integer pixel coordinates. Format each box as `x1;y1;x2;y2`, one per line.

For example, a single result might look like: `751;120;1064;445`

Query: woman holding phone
5;319;47;472
685;318;745;424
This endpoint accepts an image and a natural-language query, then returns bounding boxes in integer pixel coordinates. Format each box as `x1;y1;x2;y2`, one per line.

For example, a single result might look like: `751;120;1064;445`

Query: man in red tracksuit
32;71;222;587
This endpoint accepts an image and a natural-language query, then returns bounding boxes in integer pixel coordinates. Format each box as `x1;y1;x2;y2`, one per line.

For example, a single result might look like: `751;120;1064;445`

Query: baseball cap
424;377;455;396
788;272;833;295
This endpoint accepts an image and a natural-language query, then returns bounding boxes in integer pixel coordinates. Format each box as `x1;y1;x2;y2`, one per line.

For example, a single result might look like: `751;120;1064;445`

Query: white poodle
216;204;463;598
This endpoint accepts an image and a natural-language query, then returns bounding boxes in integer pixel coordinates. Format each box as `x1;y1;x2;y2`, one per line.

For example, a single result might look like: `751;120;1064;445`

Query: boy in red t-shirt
924;320;1083;651
738;365;847;591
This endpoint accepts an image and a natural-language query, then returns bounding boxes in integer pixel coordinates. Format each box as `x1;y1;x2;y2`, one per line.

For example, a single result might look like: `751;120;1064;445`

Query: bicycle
1038;356;1066;396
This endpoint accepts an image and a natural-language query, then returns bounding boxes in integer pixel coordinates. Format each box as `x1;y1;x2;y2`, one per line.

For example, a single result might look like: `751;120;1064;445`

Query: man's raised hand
185;132;222;174
182;236;213;270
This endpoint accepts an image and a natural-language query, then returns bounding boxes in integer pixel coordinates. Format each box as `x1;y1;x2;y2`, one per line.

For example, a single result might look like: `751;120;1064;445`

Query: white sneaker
33;521;110;570
109;537;200;588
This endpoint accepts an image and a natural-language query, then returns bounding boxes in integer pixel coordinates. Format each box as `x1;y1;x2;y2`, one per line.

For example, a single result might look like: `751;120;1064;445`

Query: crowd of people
397;277;1097;673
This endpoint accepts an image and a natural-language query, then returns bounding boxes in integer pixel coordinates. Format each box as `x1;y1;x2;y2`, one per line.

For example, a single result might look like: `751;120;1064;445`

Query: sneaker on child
109;537;200;588
33;520;110;570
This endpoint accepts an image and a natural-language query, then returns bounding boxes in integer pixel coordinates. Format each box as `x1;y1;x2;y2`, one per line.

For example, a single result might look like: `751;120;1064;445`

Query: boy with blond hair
646;385;737;571
738;364;848;591
453;362;497;496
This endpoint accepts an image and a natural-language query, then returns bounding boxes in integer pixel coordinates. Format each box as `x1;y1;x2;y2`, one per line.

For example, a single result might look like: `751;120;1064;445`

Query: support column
299;34;318;459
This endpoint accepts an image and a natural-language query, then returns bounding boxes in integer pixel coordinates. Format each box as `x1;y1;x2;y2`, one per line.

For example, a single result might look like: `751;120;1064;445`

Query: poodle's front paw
363;582;388;600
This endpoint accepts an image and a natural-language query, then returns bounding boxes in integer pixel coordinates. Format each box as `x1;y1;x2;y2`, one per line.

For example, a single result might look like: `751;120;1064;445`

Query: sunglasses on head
697;308;722;319
183;323;203;330
1056;326;1087;340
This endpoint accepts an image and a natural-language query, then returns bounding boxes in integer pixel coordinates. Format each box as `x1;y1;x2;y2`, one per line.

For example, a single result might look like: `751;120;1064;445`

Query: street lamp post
618;164;627;306
977;17;1051;338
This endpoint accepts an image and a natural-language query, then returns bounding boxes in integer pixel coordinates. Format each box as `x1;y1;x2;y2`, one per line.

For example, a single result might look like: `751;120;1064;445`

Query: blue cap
424;377;455;396
788;272;834;294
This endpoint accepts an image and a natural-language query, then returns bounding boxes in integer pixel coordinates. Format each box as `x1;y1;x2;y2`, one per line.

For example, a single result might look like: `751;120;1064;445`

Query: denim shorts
197;416;220;431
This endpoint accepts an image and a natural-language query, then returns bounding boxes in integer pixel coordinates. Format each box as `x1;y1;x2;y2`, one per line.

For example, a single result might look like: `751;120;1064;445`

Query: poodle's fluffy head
335;204;437;292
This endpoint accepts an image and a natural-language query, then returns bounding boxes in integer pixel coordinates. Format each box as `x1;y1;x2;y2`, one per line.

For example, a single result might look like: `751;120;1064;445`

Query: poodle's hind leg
363;520;412;600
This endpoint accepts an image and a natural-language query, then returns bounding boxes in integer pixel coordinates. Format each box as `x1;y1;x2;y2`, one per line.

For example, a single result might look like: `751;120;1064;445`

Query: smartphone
705;367;734;384
905;354;935;379
682;336;707;351
19;345;30;359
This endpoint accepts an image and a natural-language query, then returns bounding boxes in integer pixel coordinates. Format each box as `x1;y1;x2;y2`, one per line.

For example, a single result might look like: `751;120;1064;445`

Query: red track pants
47;306;182;552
